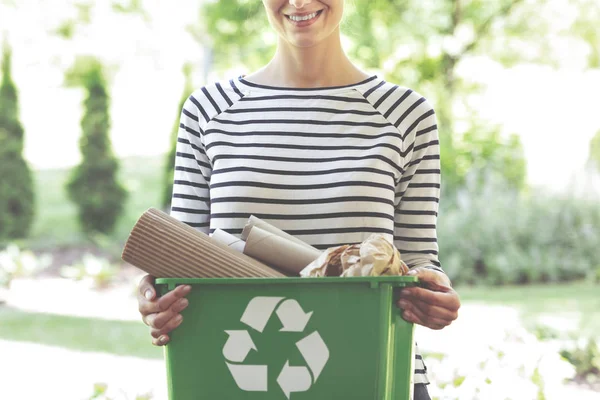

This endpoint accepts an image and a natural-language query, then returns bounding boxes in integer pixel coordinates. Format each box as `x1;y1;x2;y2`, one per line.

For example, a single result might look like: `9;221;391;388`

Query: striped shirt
170;75;444;384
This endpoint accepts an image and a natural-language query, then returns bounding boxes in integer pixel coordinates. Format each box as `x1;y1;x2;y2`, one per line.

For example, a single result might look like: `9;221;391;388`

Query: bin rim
155;275;419;287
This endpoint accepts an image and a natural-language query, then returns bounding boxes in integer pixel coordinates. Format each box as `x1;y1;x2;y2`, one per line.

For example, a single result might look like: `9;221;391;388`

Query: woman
137;1;461;398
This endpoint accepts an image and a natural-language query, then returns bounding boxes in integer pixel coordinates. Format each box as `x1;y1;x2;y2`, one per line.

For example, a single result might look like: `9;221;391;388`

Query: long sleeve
169;96;212;234
394;103;445;274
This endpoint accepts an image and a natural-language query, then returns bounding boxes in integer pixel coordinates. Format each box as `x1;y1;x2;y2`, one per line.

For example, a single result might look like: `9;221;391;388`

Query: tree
588;130;600;172
0;39;35;242
65;56;128;236
162;63;194;209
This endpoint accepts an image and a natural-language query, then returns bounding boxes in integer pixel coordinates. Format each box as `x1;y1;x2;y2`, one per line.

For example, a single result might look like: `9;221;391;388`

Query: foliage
588;129;600;172
65;56;128;236
197;0;270;70
88;382;153;400
569;0;600;68
450;118;527;192
60;253;119;289
0;40;36;242
0;243;52;288
423;325;575;399
560;338;600;384
438;171;600;285
162;63;194;209
54;20;76;39
111;0;150;21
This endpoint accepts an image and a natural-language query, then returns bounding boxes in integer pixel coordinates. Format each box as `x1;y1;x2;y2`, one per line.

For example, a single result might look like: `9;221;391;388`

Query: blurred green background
0;0;599;399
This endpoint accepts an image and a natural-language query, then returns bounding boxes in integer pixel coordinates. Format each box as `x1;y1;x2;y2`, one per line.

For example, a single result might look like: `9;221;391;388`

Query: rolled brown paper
211;229;246;253
121;208;285;278
243;226;323;275
241;215;319;252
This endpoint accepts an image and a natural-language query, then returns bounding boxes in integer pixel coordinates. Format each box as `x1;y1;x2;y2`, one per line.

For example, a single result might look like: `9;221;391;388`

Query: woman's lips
285;10;324;27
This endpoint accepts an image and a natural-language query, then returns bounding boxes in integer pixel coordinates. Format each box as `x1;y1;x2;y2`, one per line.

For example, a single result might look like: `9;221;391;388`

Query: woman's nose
289;0;312;9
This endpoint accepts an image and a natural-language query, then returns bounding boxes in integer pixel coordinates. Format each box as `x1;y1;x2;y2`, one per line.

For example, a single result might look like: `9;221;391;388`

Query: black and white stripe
169;75;443;385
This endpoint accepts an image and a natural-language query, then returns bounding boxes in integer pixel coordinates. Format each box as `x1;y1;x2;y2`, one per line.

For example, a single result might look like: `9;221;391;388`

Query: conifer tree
65;57;127;235
0;40;35;242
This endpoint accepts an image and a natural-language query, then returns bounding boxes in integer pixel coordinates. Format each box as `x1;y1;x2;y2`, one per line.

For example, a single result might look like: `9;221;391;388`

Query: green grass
456;281;600;338
27;155;166;250
0;306;163;359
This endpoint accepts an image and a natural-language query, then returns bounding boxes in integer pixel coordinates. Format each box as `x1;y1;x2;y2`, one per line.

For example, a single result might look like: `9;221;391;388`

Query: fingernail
398;300;407;309
159;335;167;344
407;270;416;275
144;290;153;300
175;315;183;324
180;298;189;308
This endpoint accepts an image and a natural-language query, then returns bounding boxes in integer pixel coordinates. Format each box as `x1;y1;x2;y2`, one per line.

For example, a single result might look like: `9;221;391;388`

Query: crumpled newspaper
300;234;409;277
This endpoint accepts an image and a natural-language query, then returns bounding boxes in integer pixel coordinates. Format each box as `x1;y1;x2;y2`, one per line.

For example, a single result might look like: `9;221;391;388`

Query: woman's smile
284;9;324;27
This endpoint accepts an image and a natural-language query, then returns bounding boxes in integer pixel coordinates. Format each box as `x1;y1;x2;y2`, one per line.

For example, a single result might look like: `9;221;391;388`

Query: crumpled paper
300;234;409;277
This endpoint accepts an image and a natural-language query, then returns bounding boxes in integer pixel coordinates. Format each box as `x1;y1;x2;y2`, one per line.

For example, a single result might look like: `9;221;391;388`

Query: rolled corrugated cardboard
241;215;319;252
243;226;322;275
211;229;246;253
121;208;285;278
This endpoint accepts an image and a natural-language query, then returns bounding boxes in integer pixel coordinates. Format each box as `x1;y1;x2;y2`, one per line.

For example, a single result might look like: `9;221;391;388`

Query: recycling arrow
296;331;329;382
240;296;284;333
276;361;312;399
223;330;256;362
276;299;313;332
226;363;268;392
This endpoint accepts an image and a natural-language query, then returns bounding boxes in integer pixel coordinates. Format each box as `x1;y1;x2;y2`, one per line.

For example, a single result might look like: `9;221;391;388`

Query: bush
560;338;600;384
0;40;35;242
0;243;52;288
65;57;128;236
438;171;600;285
60;253;119;289
88;382;153;400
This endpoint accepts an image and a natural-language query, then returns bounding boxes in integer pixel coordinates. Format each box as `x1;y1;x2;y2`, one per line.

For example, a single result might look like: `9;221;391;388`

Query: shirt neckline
236;74;381;95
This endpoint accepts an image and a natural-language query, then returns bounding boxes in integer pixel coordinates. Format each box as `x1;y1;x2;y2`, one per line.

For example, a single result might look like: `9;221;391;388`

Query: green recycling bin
156;276;419;400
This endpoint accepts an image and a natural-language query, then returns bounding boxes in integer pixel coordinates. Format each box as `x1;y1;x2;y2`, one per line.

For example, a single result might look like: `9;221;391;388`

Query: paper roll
211;229;246;253
121;208;285;278
243;226;322;275
241;216;318;252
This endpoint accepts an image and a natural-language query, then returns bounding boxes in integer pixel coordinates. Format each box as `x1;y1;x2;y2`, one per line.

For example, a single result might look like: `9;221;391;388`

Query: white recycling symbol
222;296;330;399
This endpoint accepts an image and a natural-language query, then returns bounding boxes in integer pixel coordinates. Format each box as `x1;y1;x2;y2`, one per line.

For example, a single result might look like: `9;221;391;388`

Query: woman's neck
246;28;370;88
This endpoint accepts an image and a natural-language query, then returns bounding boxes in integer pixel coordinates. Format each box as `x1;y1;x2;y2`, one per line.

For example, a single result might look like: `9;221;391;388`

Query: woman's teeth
288;11;319;22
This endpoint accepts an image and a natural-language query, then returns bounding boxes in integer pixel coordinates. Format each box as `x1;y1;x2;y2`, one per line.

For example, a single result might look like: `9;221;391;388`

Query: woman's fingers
152;334;170;346
138;282;192;322
397;282;460;330
157;285;192;312
150;314;185;340
146;298;189;330
399;298;456;329
136;274;193;346
402;308;447;330
399;286;461;313
138;274;156;300
398;297;458;322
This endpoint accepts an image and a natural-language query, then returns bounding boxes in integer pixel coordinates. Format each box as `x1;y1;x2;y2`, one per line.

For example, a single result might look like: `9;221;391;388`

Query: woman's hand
397;267;460;330
137;274;192;346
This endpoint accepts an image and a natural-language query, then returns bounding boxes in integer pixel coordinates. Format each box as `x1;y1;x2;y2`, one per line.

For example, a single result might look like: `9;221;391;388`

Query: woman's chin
284;33;331;49
288;38;320;48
